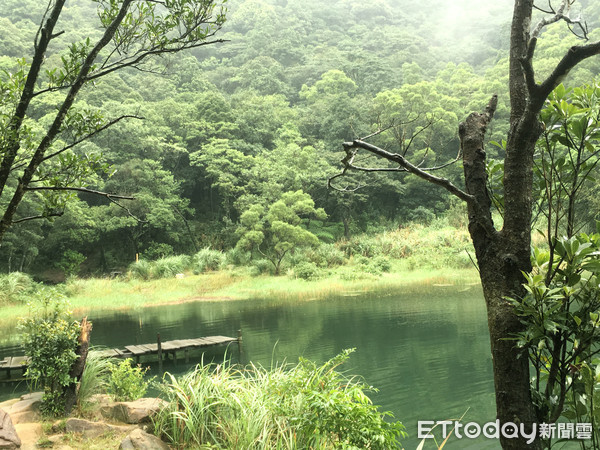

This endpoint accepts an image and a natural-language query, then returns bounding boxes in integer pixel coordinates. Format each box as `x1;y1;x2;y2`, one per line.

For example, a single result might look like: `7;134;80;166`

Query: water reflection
0;284;499;448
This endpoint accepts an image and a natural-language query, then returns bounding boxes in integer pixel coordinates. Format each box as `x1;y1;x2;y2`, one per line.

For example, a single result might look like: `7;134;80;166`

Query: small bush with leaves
298;244;347;268
338;236;379;258
108;358;152;401
224;247;251;266
250;259;275;276
18;289;81;417
293;261;321;280
56;250;86;279
372;255;392;273
510;233;600;446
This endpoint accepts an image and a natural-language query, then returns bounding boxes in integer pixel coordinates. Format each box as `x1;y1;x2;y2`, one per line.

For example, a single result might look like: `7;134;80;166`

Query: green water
0;283;500;448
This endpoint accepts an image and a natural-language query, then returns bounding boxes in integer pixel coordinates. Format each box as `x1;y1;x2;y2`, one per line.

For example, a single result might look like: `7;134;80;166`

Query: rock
0;409;21;449
102;398;168;424
5;392;42;414
4;392;43;425
65;418;133;439
120;429;169;450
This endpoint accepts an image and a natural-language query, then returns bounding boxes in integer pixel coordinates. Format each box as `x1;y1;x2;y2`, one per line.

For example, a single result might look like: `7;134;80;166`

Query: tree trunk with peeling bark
460;95;541;449
63;317;92;415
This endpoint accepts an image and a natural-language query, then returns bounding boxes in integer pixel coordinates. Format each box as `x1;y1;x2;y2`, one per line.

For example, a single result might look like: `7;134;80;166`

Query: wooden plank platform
0;356;30;378
1;334;240;379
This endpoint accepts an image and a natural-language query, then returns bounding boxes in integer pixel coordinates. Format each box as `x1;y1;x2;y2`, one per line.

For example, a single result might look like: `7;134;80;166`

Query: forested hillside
1;0;599;277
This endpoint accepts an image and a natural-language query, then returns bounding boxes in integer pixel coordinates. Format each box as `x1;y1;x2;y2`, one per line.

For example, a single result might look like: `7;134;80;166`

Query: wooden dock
95;335;240;365
1;333;241;379
0;356;30;378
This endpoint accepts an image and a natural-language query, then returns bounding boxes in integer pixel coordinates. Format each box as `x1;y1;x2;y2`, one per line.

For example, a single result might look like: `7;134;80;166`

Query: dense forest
1;0;600;278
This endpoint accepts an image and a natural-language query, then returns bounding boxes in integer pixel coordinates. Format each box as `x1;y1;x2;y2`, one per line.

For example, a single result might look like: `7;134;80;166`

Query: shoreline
0;266;481;337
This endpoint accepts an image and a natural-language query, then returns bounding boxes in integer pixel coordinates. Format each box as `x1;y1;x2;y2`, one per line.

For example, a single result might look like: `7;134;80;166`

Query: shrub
372;255;392;273
299;244;347;268
192;248;226;273
107;358;152;402
128;259;152;280
293;261;321;280
338;236;378;258
144;243;174;260
18;289;81;417
224;247;251;266
55;250;86;279
151;255;190;279
319;243;347;267
0;271;37;304
407;206;436;225
249;259;275;276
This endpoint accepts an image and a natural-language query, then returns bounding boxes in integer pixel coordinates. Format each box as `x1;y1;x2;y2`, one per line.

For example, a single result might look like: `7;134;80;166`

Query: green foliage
151;255;190;279
107;358;152;402
152;350;406;449
17;290;81;417
297;243;347;269
355;256;391;276
192;248;226;273
407;206;436;225
249;259;275;276
236;190;327;274
535;82;600;237
0;0;532;274
56;250;86;279
509;232;600;444
293;261;321;280
372;256;392;273
224;247;251;266
128;259;152;280
0;271;37;305
77;351;113;414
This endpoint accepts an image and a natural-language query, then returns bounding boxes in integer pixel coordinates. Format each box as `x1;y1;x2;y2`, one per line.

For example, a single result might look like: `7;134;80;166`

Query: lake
0;282;499;448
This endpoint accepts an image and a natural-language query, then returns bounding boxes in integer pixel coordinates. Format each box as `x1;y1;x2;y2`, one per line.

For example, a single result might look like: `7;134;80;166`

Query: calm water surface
0;283;500;448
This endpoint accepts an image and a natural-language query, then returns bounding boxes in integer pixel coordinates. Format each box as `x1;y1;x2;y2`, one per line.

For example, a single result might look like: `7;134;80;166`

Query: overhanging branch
522;1;598;103
25;186;134;200
538;41;600;99
41;114;143;163
330;139;474;203
13;211;64;224
24;186;147;223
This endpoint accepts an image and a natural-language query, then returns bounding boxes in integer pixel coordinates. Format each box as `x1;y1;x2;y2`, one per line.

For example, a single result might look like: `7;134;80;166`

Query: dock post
157;333;163;374
237;329;243;357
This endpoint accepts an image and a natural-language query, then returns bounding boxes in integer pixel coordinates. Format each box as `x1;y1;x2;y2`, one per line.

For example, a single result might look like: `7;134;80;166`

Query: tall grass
153;350;406;449
77;350;113;414
0;272;36;304
192;247;226;273
338;222;474;271
151;255;190;278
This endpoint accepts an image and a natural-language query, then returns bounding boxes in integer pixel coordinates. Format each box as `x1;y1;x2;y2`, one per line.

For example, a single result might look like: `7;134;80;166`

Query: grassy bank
0;222;480;327
0;265;479;331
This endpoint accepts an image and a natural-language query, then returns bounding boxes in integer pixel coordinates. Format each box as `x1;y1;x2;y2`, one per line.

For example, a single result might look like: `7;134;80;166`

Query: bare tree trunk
63;317;93;415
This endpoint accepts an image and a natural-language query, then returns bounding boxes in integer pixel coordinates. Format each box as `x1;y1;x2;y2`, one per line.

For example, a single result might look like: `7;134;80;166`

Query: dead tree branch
329;138;473;203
